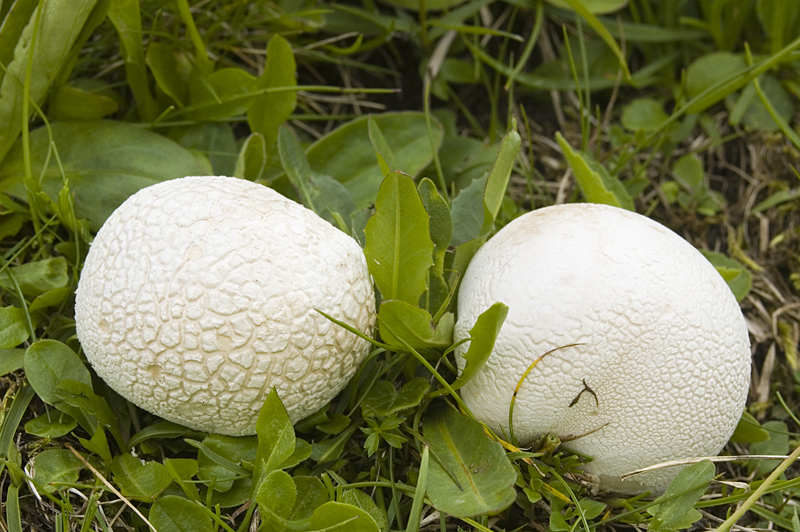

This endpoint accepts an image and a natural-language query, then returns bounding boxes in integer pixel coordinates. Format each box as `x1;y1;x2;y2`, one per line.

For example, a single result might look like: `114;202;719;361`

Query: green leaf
341;489;389;531
647;460;714;531
749;421;789;477
24;411;76;439
621;98;669;132
556;132;633;210
165;458;201;502
0;0;101;164
367;116;398;174
672;153;704;190
0;257;68;299
185;67;257;121
306;113;444;209
451;303;508;391
483;125;521;222
730;410;770;444
0;307;28;348
53;379;125;447
107;0;157;120
0;121;210;231
424;404;517;517
31;449;83;493
362;378;430;418
47;84;119;120
111;453;172;502
235;133;267;182
150;496;214;532
192;434;255;493
544;0;628;14
418;178;452;270
378;0;467;10
310;501;380;532
0;348;24;377
686;53;747;100
169;123;238;176
700;251;752;302
256;388;296;478
364;172;434;305
24;340;92;405
248;35;297;149
450;176;490;247
146;42;188;105
379;301;449;349
290;476;329;520
256;470;297;519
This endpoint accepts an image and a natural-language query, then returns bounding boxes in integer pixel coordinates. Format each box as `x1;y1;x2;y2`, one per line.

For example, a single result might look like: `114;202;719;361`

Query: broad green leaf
418;178;452;266
235;133;267;182
0;121;210;230
306;113;444;209
728;74;794;132
0;0;101;164
256;470;297;519
379;301;449;349
289;476;329;520
248;35;297;149
621;98;669;132
686;53;747;100
672;153;704;189
362;378;430;418
256;388;296;478
700;251;752;302
310;425;358;463
0;349;25;377
78;427;112;467
24;411;76;439
0;307;28;348
452;302;508;391
317;414;351;435
185;67;257;121
730;410;770;444
24;340;92;405
281;439;313;469
0;1;38;89
556;132;633;210
53;379;125;447
108;0;157;120
48;84;119;120
193;435;255;493
0;257;68;299
364;172;434;305
340;489;389;531
483;126;521;222
31;449;83;493
29;287;71;312
111;453;172;502
424;404;517;517
450;176;489;247
544;0;628;14
150;496;214;532
146;42;188;105
165;458;200;501
169;123;238;176
310;501;380;532
647;460;714;531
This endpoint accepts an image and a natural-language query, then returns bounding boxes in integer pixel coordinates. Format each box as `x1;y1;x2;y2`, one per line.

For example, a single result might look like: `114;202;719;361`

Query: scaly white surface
454;203;750;494
76;176;375;436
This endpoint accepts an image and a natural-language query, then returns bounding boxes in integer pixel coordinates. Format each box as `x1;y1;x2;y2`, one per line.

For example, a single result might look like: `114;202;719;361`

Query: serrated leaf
364;172;434;305
424;404;517;517
452;303;508;391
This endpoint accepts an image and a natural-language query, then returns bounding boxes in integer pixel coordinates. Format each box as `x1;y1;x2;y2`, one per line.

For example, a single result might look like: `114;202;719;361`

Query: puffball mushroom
454;203;751;494
75;175;375;436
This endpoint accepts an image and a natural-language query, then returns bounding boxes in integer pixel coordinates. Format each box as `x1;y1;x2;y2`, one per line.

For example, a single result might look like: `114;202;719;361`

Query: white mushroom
75;175;375;436
454;203;751;494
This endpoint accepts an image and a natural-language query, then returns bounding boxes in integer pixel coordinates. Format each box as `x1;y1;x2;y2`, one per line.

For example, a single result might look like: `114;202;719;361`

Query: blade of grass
405;445;429;532
559;0;631;80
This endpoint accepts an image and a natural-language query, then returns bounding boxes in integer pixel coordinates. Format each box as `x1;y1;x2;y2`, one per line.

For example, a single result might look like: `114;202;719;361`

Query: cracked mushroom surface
454;203;751;494
76;175;375;436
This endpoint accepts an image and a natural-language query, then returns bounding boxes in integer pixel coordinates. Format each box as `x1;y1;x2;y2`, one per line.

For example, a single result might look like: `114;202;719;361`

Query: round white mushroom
454;203;751;494
76;175;375;436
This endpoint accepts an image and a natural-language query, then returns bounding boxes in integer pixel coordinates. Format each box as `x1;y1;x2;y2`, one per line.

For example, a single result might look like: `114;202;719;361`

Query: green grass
0;0;799;530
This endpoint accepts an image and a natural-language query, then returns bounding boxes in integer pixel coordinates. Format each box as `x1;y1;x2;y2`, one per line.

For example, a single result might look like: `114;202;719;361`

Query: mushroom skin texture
76;175;375;436
454;203;751;494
